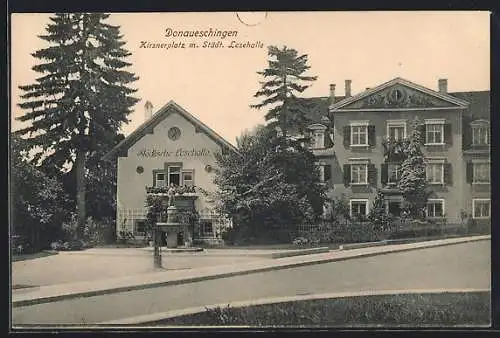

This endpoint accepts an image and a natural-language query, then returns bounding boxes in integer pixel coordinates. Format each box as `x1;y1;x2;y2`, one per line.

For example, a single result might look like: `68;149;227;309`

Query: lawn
150;291;491;327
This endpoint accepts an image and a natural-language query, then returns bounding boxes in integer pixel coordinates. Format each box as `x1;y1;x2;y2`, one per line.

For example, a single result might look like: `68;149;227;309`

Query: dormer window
308;124;327;149
471;120;489;146
313;131;325;149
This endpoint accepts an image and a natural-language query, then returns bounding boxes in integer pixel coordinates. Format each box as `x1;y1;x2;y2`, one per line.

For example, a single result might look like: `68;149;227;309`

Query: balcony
145;185;201;198
381;137;408;163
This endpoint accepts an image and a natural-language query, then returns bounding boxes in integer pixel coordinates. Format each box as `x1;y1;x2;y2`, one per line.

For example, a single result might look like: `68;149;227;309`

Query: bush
83;217;114;246
11;235;33;255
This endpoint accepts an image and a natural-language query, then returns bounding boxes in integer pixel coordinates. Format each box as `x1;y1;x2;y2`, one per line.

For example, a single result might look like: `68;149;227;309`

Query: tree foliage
213;126;327;243
15;13;139;232
11;134;68;248
367;190;394;234
397;118;430;219
251;45;318;138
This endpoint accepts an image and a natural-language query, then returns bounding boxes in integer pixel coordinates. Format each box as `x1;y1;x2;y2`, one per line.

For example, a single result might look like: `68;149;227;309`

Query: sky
10;11;490;145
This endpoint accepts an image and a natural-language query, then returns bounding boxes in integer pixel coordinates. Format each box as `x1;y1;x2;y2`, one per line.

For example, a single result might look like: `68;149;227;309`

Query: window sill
350;144;370;148
424;143;446;146
472;182;490;185
472;216;490;220
427;182;445;185
350;183;369;186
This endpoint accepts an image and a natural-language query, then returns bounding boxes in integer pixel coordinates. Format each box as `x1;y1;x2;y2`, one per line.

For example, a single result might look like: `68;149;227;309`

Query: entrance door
388;201;402;217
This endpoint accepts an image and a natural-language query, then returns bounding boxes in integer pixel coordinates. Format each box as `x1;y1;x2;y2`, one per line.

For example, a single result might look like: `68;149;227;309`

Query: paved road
12;240;490;325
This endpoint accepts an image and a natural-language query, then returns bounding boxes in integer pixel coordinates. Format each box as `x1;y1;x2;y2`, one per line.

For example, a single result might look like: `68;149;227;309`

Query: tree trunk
76;148;87;239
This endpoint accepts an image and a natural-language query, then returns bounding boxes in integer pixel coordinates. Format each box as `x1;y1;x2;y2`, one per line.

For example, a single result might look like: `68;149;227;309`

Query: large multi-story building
304;77;490;225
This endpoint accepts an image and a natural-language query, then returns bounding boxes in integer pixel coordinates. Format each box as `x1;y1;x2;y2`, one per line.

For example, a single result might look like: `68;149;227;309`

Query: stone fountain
156;205;190;248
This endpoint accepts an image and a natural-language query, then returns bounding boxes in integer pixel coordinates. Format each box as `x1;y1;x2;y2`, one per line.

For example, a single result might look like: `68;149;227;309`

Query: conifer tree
15;13;139;237
397;118;430;219
251;45;318;138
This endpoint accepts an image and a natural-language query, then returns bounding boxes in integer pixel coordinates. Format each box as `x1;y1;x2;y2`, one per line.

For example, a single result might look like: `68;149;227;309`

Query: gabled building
319;77;490;224
103;100;237;244
294;77;490;224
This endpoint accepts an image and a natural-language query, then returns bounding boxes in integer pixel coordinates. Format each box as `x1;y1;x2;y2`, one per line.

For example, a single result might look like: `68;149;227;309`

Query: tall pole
153;212;162;269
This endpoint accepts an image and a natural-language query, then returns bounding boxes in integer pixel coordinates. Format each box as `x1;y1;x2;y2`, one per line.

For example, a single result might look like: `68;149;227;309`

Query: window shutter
324;164;332;182
463;119;472;149
466;162;473;183
368;164;377;186
368;125;376;146
343;164;351;186
381;163;388;185
444;163;453;185
343;126;351;147
418;124;427;144
444;123;453;145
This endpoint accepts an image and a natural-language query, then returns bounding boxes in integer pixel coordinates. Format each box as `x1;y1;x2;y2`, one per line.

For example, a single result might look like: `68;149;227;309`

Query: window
388;164;401;184
387;121;406;141
155;172;166;187
426;163;444;184
350;199;368;219
200;220;214;236
427;199;445;218
315;163;325;182
425;124;444;145
168;166;181;186
134;219;147;234
473;162;490;183
472;126;489;145
351;123;368;146
182;170;194;186
313;131;325;149
351;163;368;184
473;199;490;219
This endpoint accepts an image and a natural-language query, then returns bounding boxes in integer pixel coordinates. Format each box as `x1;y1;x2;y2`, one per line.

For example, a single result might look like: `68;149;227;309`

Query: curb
98;288;491;325
270;247;330;258
12;235;489;308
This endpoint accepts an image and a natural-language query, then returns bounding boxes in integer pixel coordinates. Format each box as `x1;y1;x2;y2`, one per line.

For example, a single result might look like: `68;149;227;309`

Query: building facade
313;77;490;224
104;101;237;244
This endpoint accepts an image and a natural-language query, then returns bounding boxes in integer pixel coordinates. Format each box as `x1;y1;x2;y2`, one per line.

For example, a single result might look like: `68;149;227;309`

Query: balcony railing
146;185;199;195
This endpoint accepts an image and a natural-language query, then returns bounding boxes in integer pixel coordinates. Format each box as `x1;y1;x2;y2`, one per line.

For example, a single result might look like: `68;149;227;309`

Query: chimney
438;79;448;93
345;79;352;97
144;100;153;121
330;84;336;104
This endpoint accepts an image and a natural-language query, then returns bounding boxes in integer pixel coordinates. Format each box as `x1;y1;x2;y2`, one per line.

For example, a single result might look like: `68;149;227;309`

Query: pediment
331;78;469;111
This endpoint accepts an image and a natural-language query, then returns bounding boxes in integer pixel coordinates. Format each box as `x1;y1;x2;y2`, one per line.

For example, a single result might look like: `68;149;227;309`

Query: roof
285;96;345;132
449;91;490;119
103;100;238;161
301;96;345;124
329;77;470;111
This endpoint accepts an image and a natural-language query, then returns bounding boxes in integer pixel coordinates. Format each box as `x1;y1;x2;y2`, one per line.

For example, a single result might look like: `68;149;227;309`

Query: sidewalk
12;235;489;308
